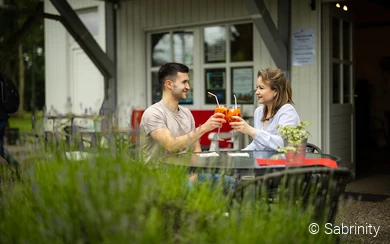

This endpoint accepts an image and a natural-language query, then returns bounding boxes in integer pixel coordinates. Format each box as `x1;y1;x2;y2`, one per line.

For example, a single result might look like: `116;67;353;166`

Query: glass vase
283;138;308;162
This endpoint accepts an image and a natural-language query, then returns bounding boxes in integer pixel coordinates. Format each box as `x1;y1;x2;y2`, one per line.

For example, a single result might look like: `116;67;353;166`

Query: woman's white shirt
243;104;300;151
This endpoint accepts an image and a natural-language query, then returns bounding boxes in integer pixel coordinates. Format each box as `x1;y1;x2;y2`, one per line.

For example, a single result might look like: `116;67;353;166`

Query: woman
230;68;300;151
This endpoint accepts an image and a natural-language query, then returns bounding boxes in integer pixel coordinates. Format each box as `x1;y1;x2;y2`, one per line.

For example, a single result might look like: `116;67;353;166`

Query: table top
164;150;341;173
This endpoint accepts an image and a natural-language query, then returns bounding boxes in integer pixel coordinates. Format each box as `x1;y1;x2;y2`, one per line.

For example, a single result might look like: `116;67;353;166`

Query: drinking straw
207;92;219;106
234;94;237;109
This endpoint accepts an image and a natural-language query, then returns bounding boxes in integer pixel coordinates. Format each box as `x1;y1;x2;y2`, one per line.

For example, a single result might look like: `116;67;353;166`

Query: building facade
44;0;356;171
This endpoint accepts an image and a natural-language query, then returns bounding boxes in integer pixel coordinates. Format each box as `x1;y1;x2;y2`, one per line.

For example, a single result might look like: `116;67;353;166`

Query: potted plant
277;121;311;162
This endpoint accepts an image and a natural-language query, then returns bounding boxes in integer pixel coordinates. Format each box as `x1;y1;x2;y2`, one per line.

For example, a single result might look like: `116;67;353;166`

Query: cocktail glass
227;107;241;142
213;105;227;141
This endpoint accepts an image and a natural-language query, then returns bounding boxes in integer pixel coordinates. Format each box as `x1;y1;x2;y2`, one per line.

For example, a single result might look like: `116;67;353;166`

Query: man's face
171;72;190;101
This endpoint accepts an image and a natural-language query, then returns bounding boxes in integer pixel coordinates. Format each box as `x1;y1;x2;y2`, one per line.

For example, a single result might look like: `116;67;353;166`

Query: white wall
44;0;105;116
290;0;322;148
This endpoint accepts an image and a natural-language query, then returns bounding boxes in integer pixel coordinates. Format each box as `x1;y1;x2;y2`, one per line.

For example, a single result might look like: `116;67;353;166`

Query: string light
343;5;348;11
336;3;340;8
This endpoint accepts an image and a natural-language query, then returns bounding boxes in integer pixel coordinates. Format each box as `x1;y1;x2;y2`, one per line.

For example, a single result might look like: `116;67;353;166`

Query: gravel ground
335;197;390;243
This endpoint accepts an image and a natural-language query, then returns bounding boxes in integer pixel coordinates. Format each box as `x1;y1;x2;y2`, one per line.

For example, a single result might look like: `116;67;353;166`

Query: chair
306;143;322;153
208;131;240;151
130;109;145;144
234;167;354;223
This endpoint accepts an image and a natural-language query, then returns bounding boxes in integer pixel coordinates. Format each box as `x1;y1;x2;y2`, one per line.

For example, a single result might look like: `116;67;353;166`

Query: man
140;62;224;162
140;62;234;187
0;72;11;160
0;72;20;178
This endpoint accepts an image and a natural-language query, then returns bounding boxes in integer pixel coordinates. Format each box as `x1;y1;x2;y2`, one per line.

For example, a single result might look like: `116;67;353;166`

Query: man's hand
201;113;226;132
150;113;226;154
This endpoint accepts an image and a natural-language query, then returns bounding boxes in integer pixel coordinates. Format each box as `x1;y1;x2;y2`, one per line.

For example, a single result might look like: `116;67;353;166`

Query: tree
0;0;44;117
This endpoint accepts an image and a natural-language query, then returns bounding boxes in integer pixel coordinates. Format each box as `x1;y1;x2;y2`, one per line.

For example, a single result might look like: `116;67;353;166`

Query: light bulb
343;5;348;11
336;3;340;8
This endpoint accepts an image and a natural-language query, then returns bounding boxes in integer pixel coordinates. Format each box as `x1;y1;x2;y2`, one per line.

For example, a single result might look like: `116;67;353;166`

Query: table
44;114;97;147
164;150;341;180
46;113;99;131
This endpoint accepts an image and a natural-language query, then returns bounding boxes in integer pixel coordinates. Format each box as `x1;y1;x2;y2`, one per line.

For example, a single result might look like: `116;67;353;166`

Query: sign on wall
292;28;316;66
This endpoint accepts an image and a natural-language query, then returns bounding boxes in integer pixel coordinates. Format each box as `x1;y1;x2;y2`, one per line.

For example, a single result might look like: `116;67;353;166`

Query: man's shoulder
141;103;165;124
144;102;164;115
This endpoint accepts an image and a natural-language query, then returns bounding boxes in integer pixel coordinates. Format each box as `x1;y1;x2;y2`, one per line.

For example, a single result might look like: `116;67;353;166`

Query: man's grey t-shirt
140;100;196;162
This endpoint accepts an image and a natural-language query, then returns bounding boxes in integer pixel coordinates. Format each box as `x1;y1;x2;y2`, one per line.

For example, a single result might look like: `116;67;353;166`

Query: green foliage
8;111;44;133
0;143;336;243
0;0;45;111
8;115;32;133
277;121;311;153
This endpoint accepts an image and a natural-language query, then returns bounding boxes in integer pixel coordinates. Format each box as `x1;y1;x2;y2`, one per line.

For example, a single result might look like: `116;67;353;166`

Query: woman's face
255;76;277;106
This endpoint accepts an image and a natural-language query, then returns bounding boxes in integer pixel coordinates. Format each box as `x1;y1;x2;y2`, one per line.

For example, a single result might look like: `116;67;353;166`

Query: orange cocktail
227;107;241;142
213;105;227;140
214;105;227;119
227;107;241;122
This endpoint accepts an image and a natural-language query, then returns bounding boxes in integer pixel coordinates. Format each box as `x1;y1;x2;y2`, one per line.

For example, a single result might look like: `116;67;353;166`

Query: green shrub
0;145;337;243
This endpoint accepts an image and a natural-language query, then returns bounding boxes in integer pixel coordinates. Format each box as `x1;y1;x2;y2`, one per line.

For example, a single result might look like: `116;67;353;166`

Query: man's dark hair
158;62;189;86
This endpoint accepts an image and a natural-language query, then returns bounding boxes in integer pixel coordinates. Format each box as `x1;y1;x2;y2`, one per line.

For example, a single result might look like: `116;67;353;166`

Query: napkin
256;158;338;168
65;151;91;161
198;152;219;157
227;152;250;157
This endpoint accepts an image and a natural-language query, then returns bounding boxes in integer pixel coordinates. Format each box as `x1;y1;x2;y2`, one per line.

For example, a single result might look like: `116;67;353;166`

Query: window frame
146;21;254;110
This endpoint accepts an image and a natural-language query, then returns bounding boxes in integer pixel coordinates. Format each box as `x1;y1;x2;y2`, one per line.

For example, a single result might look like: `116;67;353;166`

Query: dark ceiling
341;0;390;27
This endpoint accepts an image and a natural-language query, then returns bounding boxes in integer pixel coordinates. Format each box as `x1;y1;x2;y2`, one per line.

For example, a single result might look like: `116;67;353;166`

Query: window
231;67;254;104
148;22;254;106
332;18;352;104
204;26;226;63
205;68;226;104
230;24;253;62
150;30;194;104
204;23;254;105
78;8;99;37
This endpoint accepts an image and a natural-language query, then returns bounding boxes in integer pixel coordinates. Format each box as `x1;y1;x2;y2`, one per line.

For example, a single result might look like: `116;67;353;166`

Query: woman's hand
229;116;257;138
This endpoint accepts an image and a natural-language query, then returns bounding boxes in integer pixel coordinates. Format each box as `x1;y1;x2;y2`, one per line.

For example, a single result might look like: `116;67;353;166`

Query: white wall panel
44;0;69;114
290;0;322;149
45;0;105;116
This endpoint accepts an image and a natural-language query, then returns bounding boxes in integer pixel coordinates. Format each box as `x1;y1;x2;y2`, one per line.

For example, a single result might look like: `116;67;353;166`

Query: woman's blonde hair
258;68;294;122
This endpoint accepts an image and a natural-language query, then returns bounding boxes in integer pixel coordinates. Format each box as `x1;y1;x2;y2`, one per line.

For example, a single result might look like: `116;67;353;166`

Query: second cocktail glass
227;106;241;142
214;105;227;141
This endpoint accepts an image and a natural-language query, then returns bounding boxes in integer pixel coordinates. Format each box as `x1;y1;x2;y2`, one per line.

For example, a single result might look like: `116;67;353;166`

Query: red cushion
191;110;233;149
130;110;145;143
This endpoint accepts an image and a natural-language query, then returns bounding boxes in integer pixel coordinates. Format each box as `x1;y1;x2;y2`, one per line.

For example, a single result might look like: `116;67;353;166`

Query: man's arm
150;114;224;154
193;141;202;152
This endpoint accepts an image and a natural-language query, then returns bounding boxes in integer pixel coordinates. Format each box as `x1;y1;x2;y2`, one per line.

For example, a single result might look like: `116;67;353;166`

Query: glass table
164;150;342;180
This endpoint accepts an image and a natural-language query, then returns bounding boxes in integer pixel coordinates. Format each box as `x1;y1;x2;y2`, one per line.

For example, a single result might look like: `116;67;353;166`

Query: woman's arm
239;105;300;151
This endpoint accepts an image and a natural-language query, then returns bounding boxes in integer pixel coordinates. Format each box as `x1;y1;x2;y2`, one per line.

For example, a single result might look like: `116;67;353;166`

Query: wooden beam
50;0;115;78
245;0;288;70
